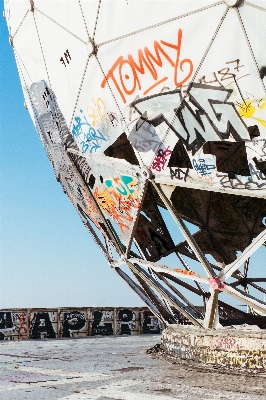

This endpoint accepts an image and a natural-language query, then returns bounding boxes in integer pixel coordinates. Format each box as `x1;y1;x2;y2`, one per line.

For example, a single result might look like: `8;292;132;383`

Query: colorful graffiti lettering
81;188;106;233
151;146;173;172
210;336;242;350
178;343;258;367
101;29;193;103
132;84;250;156
83;97;119;139
72;109;107;153
105;175;138;198
94;175;140;233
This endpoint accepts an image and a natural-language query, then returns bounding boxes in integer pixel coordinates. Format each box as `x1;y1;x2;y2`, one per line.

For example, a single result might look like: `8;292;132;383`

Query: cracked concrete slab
0;335;265;399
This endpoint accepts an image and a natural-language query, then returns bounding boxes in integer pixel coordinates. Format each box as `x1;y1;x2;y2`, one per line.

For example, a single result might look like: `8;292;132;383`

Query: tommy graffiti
101;29;193;103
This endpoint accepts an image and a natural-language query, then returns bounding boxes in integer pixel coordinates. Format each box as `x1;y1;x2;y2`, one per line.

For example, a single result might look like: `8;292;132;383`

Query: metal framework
5;0;266;329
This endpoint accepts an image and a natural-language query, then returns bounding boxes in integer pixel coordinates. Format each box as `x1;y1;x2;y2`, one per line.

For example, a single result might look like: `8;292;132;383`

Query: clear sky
0;3;265;311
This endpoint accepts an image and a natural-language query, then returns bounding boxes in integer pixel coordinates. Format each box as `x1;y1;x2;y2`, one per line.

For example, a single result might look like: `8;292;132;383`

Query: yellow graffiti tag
238;97;266;128
87;97;106;126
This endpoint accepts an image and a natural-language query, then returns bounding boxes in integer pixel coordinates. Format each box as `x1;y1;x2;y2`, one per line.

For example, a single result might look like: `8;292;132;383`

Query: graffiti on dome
198;58;250;87
151;146;173;172
101;28;193;103
60;49;71;67
94;174;141;234
131;83;250;156
72;109;107;154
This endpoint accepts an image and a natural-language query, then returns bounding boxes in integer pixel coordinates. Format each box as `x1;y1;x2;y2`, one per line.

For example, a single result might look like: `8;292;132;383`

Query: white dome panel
33;0;88;43
94;0;225;45
4;0;29;37
33;9;89;127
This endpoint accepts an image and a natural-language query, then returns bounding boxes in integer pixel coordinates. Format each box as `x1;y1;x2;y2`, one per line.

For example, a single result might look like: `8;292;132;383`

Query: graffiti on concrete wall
0;312;14;340
30;312;57;339
0;311;29;340
13;312;27;339
91;310;114;336
0;307;161;340
62;311;87;337
117;309;138;335
164;340;266;370
162;325;266;371
141;310;160;334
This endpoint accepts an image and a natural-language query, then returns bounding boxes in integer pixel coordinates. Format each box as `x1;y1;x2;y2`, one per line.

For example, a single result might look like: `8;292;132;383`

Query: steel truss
25;81;266;330
75;157;266;329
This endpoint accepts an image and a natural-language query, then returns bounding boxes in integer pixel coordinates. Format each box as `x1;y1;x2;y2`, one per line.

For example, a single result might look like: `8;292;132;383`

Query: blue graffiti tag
262;217;266;227
193;158;216;177
105;175;136;197
72;109;107;153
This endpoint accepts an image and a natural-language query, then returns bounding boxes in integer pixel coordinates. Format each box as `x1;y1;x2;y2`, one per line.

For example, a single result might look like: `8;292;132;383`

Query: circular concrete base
160;325;266;371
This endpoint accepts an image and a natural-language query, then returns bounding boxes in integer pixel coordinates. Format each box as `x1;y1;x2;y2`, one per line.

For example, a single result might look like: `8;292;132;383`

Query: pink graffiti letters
152;146;173;172
211;336;243;350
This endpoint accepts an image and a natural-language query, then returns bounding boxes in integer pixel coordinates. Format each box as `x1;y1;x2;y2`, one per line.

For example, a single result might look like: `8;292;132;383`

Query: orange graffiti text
101;29;193;103
175;268;195;276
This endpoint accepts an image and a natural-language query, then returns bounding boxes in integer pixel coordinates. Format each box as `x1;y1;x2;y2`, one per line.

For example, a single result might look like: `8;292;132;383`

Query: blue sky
0;3;265;311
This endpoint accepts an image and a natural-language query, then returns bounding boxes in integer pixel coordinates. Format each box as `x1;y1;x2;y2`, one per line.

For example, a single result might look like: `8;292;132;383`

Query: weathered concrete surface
161;325;266;371
0;335;266;399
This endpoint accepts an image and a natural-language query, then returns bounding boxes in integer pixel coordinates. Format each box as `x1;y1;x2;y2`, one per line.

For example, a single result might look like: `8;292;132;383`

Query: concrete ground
0;335;265;400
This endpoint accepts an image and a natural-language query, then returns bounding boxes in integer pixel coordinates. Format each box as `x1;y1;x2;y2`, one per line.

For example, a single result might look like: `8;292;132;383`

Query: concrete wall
161;325;266;371
0;307;162;340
